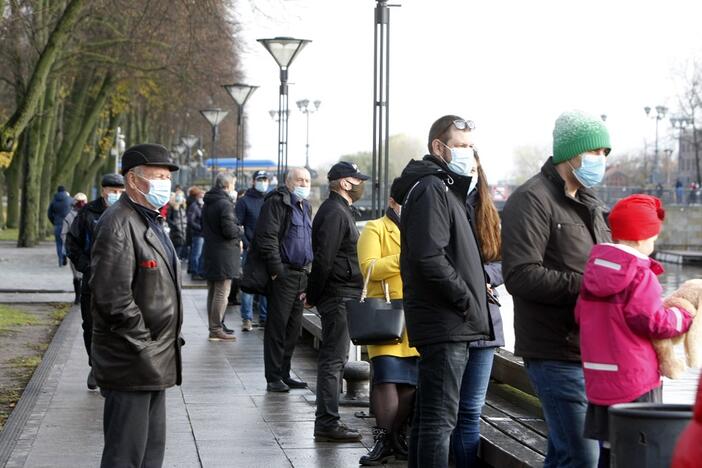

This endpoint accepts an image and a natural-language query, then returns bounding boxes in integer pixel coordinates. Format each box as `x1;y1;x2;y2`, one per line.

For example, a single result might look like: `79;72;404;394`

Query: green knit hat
552;110;611;164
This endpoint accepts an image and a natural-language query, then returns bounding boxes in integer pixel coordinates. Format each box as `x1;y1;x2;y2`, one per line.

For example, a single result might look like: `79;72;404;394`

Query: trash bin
610;403;693;468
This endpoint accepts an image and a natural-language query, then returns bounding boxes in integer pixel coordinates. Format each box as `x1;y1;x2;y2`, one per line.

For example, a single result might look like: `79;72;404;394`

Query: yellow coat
357;215;419;359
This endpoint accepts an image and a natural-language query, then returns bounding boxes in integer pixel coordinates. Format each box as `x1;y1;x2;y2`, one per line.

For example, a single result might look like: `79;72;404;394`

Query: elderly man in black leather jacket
90;144;183;468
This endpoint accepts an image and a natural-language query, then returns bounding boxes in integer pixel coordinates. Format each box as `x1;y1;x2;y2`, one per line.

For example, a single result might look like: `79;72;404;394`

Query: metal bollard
339;360;370;407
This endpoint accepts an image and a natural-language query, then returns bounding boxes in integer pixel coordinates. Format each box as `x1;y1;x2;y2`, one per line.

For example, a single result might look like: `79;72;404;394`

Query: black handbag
346;260;405;346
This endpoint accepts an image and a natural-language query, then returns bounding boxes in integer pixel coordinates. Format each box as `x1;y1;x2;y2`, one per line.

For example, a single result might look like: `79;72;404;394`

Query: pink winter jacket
575;243;693;405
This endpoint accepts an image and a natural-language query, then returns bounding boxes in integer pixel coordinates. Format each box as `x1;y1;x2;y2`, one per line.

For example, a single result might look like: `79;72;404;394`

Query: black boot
359;427;394;466
392;429;409;461
73;279;81;305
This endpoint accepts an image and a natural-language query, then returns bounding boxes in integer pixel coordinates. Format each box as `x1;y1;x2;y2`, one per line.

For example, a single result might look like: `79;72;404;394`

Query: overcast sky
227;0;702;182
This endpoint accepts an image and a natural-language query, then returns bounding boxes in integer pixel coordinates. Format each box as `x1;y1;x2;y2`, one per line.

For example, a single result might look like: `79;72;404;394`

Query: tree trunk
0;170;6;229
4;139;23;228
17;122;42;247
39;80;60;238
0;0;88;159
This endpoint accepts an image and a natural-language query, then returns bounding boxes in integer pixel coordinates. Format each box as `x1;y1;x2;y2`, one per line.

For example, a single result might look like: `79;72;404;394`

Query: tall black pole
211;125;218;186
372;1;391;219
278;68;289;183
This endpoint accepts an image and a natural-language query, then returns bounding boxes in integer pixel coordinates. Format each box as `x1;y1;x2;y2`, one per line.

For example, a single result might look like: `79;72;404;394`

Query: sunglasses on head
451;119;475;131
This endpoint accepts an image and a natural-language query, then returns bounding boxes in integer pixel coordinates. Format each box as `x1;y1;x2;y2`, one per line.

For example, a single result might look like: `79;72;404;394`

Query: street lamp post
296;99;321;172
224;84;258;187
258;36;311;182
111;126;126;173
181;135;199;186
172;143;186;186
199;108;229;185
644;105;668;185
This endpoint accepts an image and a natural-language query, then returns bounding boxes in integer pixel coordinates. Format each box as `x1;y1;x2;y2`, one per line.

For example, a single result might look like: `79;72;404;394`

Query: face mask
255;180;269;193
347;180;365;202
106;192;120;206
175;194;184;204
229;190;238;202
570;153;606;188
440;142;475;176
294;185;311;200
197;197;204;205
134;174;171;209
468;174;479;195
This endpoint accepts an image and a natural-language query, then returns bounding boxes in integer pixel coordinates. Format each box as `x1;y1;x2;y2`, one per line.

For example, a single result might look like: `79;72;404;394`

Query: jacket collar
381;215;401;247
329;190;350;207
540;157;605;211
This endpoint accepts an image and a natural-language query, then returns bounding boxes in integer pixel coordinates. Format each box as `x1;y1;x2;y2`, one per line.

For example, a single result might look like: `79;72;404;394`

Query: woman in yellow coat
357;181;419;466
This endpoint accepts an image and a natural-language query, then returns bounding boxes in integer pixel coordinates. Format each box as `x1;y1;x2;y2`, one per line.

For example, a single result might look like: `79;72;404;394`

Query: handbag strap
360;259;391;304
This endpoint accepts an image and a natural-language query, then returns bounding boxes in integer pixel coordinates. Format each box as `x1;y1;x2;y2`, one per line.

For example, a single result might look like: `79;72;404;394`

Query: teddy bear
655;279;702;379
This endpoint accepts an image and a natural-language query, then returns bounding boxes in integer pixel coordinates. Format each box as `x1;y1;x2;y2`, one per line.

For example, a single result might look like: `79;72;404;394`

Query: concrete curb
0;306;80;466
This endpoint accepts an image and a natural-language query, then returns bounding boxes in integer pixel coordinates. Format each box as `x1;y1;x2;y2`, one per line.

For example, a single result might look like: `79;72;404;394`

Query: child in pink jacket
575;194;693;467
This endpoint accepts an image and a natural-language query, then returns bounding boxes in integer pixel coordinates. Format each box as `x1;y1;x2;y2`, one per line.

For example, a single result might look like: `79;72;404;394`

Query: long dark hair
474;151;501;262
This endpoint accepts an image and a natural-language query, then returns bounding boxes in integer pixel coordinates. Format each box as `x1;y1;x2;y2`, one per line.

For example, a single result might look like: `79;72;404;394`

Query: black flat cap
327;161;369;181
120;144;179;175
101;173;125;188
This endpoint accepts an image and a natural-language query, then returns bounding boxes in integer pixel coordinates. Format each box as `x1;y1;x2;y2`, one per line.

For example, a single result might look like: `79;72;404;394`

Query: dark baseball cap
101;173;125;188
120;144;179;175
327;161;369;181
252;170;269;180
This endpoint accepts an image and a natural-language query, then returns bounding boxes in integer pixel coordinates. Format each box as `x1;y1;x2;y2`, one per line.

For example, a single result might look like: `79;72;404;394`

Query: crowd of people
44;110;699;468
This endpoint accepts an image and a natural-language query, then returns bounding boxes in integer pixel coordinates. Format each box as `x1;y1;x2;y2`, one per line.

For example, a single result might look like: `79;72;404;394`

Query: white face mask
440;142;475;176
254;180;269;193
229;190;238;202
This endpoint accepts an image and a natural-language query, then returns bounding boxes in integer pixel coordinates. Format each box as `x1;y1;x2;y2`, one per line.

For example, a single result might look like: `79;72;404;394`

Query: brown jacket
89;194;183;391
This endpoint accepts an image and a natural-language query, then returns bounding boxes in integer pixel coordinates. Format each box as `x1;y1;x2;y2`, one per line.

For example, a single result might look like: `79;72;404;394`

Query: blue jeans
240;251;268;321
524;359;598;468
54;224;64;266
189;236;204;275
409;341;470;468
452;347;495;467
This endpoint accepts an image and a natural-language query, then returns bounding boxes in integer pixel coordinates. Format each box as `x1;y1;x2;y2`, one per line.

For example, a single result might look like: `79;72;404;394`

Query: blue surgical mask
293;186;311;200
175;194;184;204
254;180;269;193
441;142;475;176
106;192;120;206
570;153;606;188
135;173;171;209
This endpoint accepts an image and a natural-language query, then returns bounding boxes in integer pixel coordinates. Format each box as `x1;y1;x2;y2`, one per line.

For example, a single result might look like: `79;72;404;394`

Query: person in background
502;110;613;467
202;173;243;341
452;149;506;466
576;195;693;467
167;189;188;260
48;185;73;266
65;173;125;390
675;179;684;205
254;167;313;392
307;161;369;442
357;180;419;466
61;192;88;304
236;170;270;331
90;144;183;468
187;187;205;280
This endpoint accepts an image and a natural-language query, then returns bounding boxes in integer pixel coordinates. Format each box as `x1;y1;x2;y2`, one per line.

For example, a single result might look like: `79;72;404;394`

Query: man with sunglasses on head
502;110;611;467
307;161;369;442
393;115;493;467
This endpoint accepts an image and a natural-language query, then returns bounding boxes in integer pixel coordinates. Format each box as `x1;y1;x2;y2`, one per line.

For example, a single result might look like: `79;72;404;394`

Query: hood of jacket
395;155;473;205
53;191;71;203
264;185;293;207
582;243;664;297
204;186;231;205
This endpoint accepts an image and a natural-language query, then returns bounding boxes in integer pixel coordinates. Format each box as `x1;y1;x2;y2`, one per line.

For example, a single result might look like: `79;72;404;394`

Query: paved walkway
2;289;382;467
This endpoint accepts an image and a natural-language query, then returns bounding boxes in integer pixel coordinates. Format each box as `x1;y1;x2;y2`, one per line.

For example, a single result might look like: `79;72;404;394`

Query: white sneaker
242;319;253;332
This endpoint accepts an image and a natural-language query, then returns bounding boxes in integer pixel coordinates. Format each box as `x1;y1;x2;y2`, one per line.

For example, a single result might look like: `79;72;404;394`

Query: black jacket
502;158;611;361
187;201;203;237
397;156;493;348
89;194;183;391
65;197;107;276
236;187;266;250
166;205;187;247
47;190;72;226
202;187;243;280
307;191;363;306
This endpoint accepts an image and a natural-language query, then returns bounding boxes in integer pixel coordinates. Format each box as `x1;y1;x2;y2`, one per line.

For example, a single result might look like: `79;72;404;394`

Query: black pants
409;341;470;468
314;295;355;430
264;268;307;383
80;278;92;366
101;389;166;468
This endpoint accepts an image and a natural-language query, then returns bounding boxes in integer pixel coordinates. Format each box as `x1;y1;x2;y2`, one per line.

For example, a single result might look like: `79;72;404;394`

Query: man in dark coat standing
66;173;125;390
395;115;492;467
48;185;73;266
202;172;243;341
236;170;270;331
252;167;312;392
90;144;182;468
307;161;368;442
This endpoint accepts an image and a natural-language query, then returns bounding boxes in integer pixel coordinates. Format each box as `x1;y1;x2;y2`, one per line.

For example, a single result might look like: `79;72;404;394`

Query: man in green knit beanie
501;110;612;467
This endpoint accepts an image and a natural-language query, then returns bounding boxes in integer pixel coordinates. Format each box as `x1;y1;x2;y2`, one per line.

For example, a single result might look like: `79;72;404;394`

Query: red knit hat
609;194;665;241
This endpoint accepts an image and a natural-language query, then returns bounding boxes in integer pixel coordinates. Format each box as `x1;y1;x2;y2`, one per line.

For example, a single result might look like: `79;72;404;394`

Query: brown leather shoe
208;330;236;341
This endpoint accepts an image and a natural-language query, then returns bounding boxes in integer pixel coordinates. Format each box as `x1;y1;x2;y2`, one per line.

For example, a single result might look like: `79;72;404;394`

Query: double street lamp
644;105;668;185
200;108;229;185
296;99;321;172
224;84;258;186
258;36;310;181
